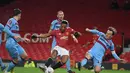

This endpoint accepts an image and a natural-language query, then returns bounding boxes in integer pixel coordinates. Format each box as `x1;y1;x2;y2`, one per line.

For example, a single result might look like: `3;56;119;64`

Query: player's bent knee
94;66;101;73
51;50;58;58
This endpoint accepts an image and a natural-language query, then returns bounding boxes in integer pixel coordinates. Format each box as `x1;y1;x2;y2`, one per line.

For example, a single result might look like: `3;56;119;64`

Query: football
46;67;54;73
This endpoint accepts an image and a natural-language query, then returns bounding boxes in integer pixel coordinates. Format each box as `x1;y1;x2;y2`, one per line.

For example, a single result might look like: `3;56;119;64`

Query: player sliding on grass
32;20;81;73
78;27;126;73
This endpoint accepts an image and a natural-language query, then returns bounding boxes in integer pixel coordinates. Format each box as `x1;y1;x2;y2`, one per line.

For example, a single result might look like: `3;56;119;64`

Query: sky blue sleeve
0;23;4;31
0;24;4;45
3;19;15;37
50;20;56;30
89;29;105;36
110;42;120;60
112;52;121;60
0;32;2;45
110;42;115;51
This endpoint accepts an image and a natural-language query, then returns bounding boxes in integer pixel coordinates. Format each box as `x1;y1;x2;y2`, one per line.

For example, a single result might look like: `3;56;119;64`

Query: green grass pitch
0;67;129;73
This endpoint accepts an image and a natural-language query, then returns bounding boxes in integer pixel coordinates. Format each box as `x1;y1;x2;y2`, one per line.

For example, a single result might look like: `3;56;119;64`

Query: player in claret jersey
37;20;81;73
4;8;30;73
78;27;126;73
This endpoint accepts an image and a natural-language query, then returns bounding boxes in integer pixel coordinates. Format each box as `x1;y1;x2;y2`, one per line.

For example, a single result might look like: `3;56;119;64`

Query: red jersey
51;27;75;48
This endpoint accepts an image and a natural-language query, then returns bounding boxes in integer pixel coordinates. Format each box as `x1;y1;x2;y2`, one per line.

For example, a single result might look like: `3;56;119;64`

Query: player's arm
70;28;82;43
71;34;78;43
4;20;30;43
0;23;4;31
48;29;52;33
31;33;51;39
38;33;51;38
111;50;121;60
3;20;15;37
110;43;126;63
111;50;126;63
4;22;23;41
85;28;104;36
32;30;56;39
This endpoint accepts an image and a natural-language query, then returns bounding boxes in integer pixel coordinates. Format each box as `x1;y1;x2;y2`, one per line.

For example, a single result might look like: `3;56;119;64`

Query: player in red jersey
33;20;81;73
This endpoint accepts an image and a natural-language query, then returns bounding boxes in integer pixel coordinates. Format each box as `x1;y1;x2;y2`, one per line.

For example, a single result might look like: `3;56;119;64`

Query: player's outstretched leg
78;52;91;71
81;58;88;66
94;66;101;73
51;55;69;70
0;57;6;71
93;57;102;73
39;50;57;72
5;54;27;73
5;45;28;73
78;58;88;71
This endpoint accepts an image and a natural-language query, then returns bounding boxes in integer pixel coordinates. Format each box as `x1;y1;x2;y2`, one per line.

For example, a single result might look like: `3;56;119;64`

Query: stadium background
0;0;130;72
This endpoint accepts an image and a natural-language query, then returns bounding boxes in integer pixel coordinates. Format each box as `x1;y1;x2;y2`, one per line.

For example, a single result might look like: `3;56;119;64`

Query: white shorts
52;46;69;57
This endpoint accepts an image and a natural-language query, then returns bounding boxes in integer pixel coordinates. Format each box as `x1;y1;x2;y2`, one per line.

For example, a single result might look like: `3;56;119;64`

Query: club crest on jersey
7;20;12;25
59;33;61;35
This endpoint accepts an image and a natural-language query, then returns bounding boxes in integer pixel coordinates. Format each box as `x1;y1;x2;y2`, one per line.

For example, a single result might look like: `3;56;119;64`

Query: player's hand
23;38;30;43
38;34;46;38
73;38;78;43
14;36;21;39
31;35;38;39
85;28;90;32
119;59;127;63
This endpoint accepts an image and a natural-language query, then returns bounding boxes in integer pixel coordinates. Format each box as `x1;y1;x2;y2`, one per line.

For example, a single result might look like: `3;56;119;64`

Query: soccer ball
46;67;54;73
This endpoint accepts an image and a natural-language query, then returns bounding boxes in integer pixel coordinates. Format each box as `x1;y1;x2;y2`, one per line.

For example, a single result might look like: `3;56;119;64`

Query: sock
81;58;88;67
7;61;17;72
45;58;53;67
18;57;26;65
66;58;71;71
51;60;56;67
52;61;64;70
0;58;5;67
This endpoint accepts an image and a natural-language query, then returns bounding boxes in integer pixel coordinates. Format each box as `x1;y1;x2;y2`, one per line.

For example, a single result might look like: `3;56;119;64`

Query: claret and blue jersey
4;18;20;39
4;18;25;59
88;29;114;66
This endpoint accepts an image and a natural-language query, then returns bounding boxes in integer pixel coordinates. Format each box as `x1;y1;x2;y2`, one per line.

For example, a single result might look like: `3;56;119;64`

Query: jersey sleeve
110;42;115;51
69;28;76;34
0;23;4;31
50;30;56;36
89;29;105;36
50;20;56;30
3;19;15;37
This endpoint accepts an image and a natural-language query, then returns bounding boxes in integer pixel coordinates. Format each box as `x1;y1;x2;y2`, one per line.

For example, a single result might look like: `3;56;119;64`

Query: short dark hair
61;20;69;25
57;10;64;14
108;27;117;35
13;8;21;16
